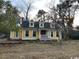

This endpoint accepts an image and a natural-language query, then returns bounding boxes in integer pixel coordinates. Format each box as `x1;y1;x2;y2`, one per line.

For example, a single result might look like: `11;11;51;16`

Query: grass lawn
0;40;79;59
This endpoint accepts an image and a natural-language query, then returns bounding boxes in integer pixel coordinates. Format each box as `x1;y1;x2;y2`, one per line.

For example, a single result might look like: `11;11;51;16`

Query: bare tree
49;0;79;40
21;0;34;20
23;0;32;19
15;0;34;20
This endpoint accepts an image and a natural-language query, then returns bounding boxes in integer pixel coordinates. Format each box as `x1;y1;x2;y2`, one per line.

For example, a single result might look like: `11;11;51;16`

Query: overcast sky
6;0;79;27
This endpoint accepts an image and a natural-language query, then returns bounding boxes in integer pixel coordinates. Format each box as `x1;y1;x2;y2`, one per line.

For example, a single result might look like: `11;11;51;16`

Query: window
29;22;34;27
40;22;44;27
31;23;33;26
56;31;59;37
26;31;29;37
41;23;43;26
33;31;36;37
51;32;53;37
16;32;18;37
50;24;55;28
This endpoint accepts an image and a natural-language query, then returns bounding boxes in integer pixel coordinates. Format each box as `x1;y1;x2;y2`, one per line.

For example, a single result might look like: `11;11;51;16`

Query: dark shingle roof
21;20;60;29
22;20;29;28
34;22;39;28
44;22;50;28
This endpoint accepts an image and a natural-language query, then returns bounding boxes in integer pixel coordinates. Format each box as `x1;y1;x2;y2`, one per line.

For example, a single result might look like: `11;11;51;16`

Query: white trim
39;22;44;28
47;30;61;40
29;22;34;27
47;31;51;38
32;30;37;37
59;31;62;40
25;30;29;37
22;37;38;40
51;31;53;37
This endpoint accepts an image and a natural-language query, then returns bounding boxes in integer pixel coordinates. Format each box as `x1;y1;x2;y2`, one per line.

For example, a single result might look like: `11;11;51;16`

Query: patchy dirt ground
0;40;79;59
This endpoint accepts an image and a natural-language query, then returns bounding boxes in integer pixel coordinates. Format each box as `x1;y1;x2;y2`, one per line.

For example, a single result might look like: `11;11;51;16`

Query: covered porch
39;30;50;40
39;29;62;40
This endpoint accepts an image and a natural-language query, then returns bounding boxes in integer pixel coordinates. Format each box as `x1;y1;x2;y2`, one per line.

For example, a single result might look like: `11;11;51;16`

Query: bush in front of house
69;30;79;39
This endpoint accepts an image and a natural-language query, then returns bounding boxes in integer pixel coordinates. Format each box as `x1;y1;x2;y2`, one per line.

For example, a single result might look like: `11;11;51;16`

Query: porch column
59;31;62;40
19;29;22;40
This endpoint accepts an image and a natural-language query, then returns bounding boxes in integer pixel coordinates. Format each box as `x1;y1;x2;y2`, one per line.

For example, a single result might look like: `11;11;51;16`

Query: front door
40;30;49;40
41;30;46;35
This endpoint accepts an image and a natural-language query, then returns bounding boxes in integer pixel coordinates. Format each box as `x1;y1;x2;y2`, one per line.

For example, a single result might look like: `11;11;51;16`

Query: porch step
40;35;51;40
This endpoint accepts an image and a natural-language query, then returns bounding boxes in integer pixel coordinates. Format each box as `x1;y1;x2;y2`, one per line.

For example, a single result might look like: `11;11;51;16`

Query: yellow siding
53;31;59;40
19;30;40;39
10;30;57;40
29;30;32;38
10;31;16;38
53;31;56;37
19;30;22;39
15;31;19;38
10;31;14;38
10;30;61;40
36;31;39;39
10;31;21;38
54;31;59;38
39;31;40;39
22;30;25;38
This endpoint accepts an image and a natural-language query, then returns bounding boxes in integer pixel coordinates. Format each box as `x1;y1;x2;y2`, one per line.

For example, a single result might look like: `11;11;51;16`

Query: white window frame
51;31;53;37
25;30;29;37
32;31;36;37
39;22;44;28
56;31;59;37
16;32;19;37
29;22;34;27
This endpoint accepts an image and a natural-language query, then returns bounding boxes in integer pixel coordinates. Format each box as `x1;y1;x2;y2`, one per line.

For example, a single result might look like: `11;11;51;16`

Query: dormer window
29;20;34;27
50;23;55;28
39;22;44;28
41;23;43;26
31;22;33;26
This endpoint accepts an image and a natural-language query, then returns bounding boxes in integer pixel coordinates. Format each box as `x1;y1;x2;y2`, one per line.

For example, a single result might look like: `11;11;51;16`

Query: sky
6;0;79;27
7;0;60;17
